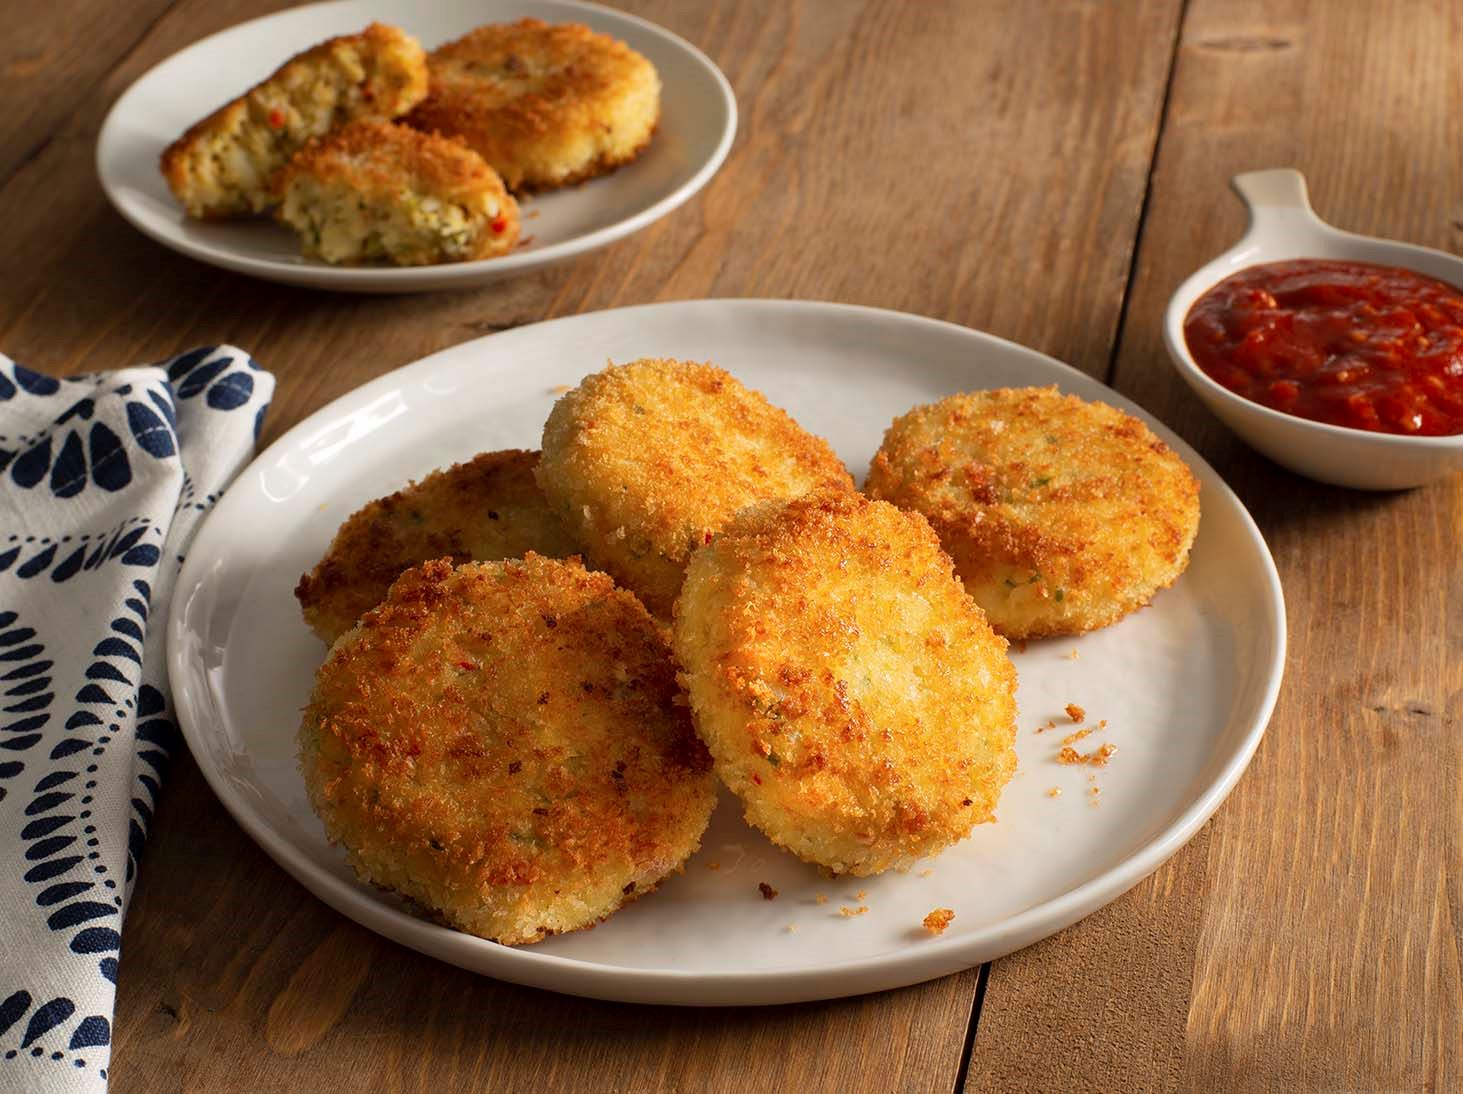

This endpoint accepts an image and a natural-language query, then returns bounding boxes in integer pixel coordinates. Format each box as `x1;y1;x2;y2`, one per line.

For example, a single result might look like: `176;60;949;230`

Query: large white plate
97;0;736;293
169;300;1285;1005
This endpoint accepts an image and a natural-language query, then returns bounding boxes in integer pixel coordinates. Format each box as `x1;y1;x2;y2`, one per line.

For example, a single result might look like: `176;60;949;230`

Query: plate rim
167;298;1287;1004
95;0;738;292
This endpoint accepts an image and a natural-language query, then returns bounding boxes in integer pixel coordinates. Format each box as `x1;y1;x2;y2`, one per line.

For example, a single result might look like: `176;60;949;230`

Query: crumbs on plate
758;881;778;901
1059;743;1117;767
923;908;955;935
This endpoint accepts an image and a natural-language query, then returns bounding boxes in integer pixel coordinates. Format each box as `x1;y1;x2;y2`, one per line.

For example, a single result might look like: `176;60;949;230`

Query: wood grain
0;0;179;188
967;1;1463;1090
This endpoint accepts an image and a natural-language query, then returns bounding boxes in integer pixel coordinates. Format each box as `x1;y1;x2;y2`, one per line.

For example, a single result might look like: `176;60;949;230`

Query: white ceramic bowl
1163;169;1463;490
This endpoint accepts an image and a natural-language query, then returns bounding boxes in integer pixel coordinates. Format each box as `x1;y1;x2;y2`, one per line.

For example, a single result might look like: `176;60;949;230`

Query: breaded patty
295;450;576;644
673;491;1018;876
300;555;716;945
866;386;1201;639
160;23;428;218
537;359;854;618
274;121;520;265
407;18;660;191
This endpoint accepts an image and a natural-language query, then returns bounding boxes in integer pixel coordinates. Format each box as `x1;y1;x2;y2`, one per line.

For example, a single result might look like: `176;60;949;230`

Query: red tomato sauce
1183;259;1463;435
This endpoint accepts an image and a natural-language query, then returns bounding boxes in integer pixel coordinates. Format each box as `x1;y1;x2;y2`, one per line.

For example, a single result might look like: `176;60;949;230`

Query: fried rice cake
536;359;854;618
295;450;576;644
160;22;428;219
673;491;1019;877
274;121;520;265
866;386;1201;639
299;555;716;945
406;18;660;191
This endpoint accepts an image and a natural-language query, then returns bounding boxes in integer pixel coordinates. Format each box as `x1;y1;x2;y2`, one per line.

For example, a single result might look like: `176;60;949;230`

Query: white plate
169;300;1285;1005
97;0;736;293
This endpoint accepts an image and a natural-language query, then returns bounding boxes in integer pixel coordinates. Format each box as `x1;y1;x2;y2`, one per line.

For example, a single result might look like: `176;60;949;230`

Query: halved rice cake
160;22;428;218
274;121;519;265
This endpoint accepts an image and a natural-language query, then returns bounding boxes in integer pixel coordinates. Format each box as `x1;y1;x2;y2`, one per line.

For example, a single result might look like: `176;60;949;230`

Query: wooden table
3;0;1458;1089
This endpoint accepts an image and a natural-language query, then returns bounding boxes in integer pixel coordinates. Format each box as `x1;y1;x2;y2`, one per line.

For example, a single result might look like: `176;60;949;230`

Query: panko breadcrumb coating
407;18;660;191
299;555;716;945
673;491;1019;877
295;450;576;644
274;121;520;265
160;23;428;218
866;386;1200;639
537;359;854;618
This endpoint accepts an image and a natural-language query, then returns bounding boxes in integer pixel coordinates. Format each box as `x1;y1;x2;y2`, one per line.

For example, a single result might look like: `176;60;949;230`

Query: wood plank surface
0;1;1184;1091
0;0;179;188
967;1;1463;1091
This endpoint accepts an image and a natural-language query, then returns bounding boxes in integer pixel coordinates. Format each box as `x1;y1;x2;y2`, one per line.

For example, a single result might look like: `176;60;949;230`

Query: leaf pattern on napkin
0;348;272;1090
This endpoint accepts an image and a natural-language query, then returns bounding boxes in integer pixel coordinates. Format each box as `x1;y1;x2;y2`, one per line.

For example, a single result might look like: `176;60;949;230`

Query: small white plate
97;0;736;293
169;300;1285;1005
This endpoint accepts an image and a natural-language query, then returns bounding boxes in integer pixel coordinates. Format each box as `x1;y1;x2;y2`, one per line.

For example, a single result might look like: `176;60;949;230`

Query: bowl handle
1230;169;1320;232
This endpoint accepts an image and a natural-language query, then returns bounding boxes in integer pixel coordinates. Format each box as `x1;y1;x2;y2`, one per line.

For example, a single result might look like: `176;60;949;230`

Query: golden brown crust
277;120;500;203
536;359;855;617
295;450;576;643
299;555;716;945
160;22;429;218
407;18;660;191
273;121;520;264
866;386;1201;639
673;491;1019;877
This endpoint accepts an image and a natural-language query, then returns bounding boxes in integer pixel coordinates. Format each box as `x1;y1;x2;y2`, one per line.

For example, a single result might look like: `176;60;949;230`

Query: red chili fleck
491;217;508;235
752;774;762;785
703;531;713;545
267;108;285;129
457;660;476;671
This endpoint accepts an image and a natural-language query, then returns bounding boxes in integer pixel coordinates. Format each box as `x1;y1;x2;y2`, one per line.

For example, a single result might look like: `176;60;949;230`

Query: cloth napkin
0;347;273;1092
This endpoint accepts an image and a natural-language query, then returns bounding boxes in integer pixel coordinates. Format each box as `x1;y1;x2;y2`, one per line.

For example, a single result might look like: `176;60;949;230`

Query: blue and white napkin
0;347;273;1092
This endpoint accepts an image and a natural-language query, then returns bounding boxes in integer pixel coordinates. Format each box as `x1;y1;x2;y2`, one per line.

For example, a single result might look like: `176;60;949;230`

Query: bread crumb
1061;726;1095;746
1046;786;1062;798
918;868;935;878
758;882;778;901
707;862;720;871
855;889;868;900
922;907;955;935
1036;719;1057;733
839;905;869;918
1066;648;1080;660
550;384;572;395
784;923;798;933
815;894;828;905
1058;743;1117;767
1065;703;1085;723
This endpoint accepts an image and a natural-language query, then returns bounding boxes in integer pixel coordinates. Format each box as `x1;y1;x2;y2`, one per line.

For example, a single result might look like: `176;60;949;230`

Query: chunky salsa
1183;258;1463;435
